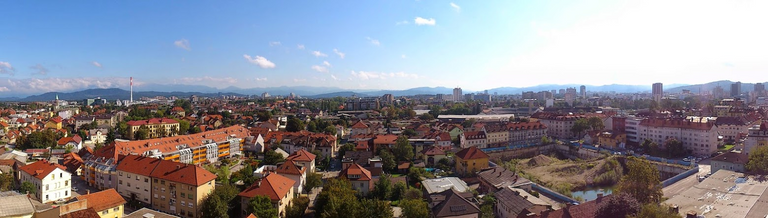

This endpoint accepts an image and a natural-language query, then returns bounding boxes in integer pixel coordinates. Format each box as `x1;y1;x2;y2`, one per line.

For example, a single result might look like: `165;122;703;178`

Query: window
46;184;49;190
119;172;123;176
181;193;185;198
65;191;68;196
46;195;49;200
154;179;158;183
60;173;62;178
127;175;131;179
102;210;107;215
188;202;192;207
127;183;131;187
145;178;149;183
161;181;165;185
114;207;119;212
65;180;68;186
119;180;123;185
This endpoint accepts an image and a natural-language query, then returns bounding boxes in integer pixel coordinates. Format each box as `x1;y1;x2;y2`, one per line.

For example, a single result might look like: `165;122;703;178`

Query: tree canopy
617;157;663;204
747;145;768;174
400;199;429;218
595;193;642;218
393;136;414;161
248;195;278;218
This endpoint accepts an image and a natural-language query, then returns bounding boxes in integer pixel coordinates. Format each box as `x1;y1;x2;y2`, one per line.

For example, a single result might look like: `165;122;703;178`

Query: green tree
256;111;272;122
379;150;397;173
191;126;202;134
664;138;687;158
402;129;417;137
323;125;337;136
391;182;407;201
407;167;429;185
747;145;768;174
135;125;150;140
285;196;310;218
595;193;642;218
628;204;682;218
371;174;392;200
200;194;229;218
0;173;13;191
587;117;605;131
571;118;590;138
263;149;285;166
359;199;394;218
480;193;496;218
157;126;168;138
419;113;434;121
305;172;323;191
178;120;190;135
617;157;663;204
19;181;36;195
106;128;116;144
248;195;278;218
315;178;360;218
400;199;429;218
286;118;305;132
393;136;414;162
338;143;355;158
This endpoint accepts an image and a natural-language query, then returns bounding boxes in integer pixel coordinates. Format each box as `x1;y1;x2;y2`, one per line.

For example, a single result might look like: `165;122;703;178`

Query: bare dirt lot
514;155;623;192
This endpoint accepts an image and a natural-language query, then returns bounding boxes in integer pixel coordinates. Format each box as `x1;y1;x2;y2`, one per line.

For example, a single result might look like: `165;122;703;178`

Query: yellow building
597;131;627;149
455;146;489;176
75;188;126;218
45;116;63;130
126;118;180;140
149;159;217;218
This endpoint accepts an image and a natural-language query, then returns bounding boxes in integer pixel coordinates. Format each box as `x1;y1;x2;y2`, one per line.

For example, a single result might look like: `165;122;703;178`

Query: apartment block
17;160;72;203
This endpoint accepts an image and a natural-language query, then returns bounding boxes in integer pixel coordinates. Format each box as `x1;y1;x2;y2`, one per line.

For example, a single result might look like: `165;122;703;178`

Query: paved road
663;159;711;198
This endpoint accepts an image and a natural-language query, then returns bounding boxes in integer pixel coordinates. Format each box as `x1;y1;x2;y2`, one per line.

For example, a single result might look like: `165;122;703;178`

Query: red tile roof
339;163;372;181
149;158;217;186
238;173;296;201
61;152;83;174
455;147;489;160
115;155;162;177
126;118;179;126
373;134;398;145
275;160;305;175
507;121;547;131
464;131;486;140
18;160;67;180
57;135;82;146
107;125;249;156
351;120;368;129
61;208;100;218
286;149;316;162
76;189;126;213
422;146;445;156
640;118;715;130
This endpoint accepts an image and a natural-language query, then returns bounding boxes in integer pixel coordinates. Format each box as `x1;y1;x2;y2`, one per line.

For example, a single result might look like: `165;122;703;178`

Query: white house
275;160;307;194
17;160;72;203
88;128;108;145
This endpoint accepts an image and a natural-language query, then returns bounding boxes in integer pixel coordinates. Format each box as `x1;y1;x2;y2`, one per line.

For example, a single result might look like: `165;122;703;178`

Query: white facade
19;168;71;203
624;117;642;143
637;121;719;157
116;170;153;204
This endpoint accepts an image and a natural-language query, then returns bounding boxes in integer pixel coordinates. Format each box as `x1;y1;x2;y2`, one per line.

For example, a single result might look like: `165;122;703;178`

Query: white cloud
269;41;281;46
450;2;461;12
30;64;49;75
350;71;419;80
366;37;381;46
0;77;131;95
174;38;191;51
297;44;305;50
91;61;102;68
255;77;268;81
401;54;407;59
293;78;307;82
331;75;338;80
333;49;345;59
0;62;15;75
243;54;276;69
415;17;436;26
396;20;410;25
311;51;327;57
0;87;9;92
323;61;331;67
312;65;329;73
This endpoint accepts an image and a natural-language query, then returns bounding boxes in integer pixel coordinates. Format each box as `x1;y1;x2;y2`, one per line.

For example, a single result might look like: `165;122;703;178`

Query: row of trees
594;157;681;218
315;178;429;218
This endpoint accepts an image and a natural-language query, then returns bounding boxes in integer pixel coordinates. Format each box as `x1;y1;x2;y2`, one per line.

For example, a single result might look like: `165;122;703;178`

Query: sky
1;0;768;95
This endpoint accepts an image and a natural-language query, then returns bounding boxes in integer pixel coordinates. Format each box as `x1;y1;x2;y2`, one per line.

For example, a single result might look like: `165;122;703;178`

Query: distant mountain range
3;80;763;102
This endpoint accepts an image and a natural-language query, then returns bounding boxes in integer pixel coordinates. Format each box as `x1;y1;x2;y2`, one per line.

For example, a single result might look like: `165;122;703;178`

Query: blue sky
1;0;767;95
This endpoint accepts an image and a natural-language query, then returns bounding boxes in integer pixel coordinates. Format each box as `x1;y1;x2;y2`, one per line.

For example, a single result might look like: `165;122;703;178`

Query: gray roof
495;188;535;217
422;177;470;194
0;195;36;217
124;208;181;218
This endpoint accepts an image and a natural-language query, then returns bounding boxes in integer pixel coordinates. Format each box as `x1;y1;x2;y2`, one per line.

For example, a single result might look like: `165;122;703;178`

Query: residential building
422;177;470;197
745;124;768;155
455;147;489;176
637;118;719;157
89;129;108;144
453;87;463;102
430;189;480;218
116;155;161;205
275;160;306;194
17;160;72;203
350;120;371;136
75;189;127;218
82;147;121;190
596;131;626;149
46;116;63;130
580;85;586;98
126;118;180;140
652;82;663;102
463;131;487;149
286;149;316;173
0;194;38;218
149;159;217;218
624;116;643;143
532;112;606;140
57;135;83;151
476;167;532;193
495;187;552;218
484;122;509;147
715;117;752;143
339;163;373;195
75;116;96;130
124;208;181;218
238;173;295;218
507;121;548;145
421;146;446;166
710;152;748;173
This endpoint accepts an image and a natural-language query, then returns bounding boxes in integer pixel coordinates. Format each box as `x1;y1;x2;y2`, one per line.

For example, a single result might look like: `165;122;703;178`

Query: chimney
176;165;181;170
86;190;90;195
686;211;697;218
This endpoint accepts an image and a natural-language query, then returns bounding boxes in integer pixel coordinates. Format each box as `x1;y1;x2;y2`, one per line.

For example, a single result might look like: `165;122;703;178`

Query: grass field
719;144;735;151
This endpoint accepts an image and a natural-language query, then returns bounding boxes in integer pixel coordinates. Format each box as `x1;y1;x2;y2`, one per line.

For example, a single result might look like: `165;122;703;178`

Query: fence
661;167;699;187
531;184;580;205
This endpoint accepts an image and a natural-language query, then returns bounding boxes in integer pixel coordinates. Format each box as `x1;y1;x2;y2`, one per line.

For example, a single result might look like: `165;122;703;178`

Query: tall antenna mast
130;77;133;103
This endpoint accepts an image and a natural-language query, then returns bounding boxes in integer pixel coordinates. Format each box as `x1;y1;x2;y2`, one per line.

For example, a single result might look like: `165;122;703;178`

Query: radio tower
130;77;133;103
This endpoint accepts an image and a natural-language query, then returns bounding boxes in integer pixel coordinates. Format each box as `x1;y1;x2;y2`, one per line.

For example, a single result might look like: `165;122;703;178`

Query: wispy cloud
255;77;268;81
269;41;281;46
450;2;461;12
331;75;338;80
0;62;15;75
350;71;419;80
312;51;328;57
415;17;436;26
30;64;49;75
174;38;191;51
91;61;102;68
0;77;130;94
401;54;407;59
297;44;305;50
366;37;381;46
396;20;410;25
293;78;307;82
311;65;329;73
243;54;276;69
323;61;331;67
333;49;345;59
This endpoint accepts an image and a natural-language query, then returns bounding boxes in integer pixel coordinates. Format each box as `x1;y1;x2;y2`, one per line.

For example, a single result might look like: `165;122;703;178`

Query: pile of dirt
527;155;553;167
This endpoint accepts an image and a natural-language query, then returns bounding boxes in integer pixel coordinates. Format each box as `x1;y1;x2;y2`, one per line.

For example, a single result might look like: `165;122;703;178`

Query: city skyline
2;1;768;94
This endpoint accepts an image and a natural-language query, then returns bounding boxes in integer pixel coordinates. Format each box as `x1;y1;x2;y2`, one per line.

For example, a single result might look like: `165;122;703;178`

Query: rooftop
422;177;470;194
665;169;768;218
